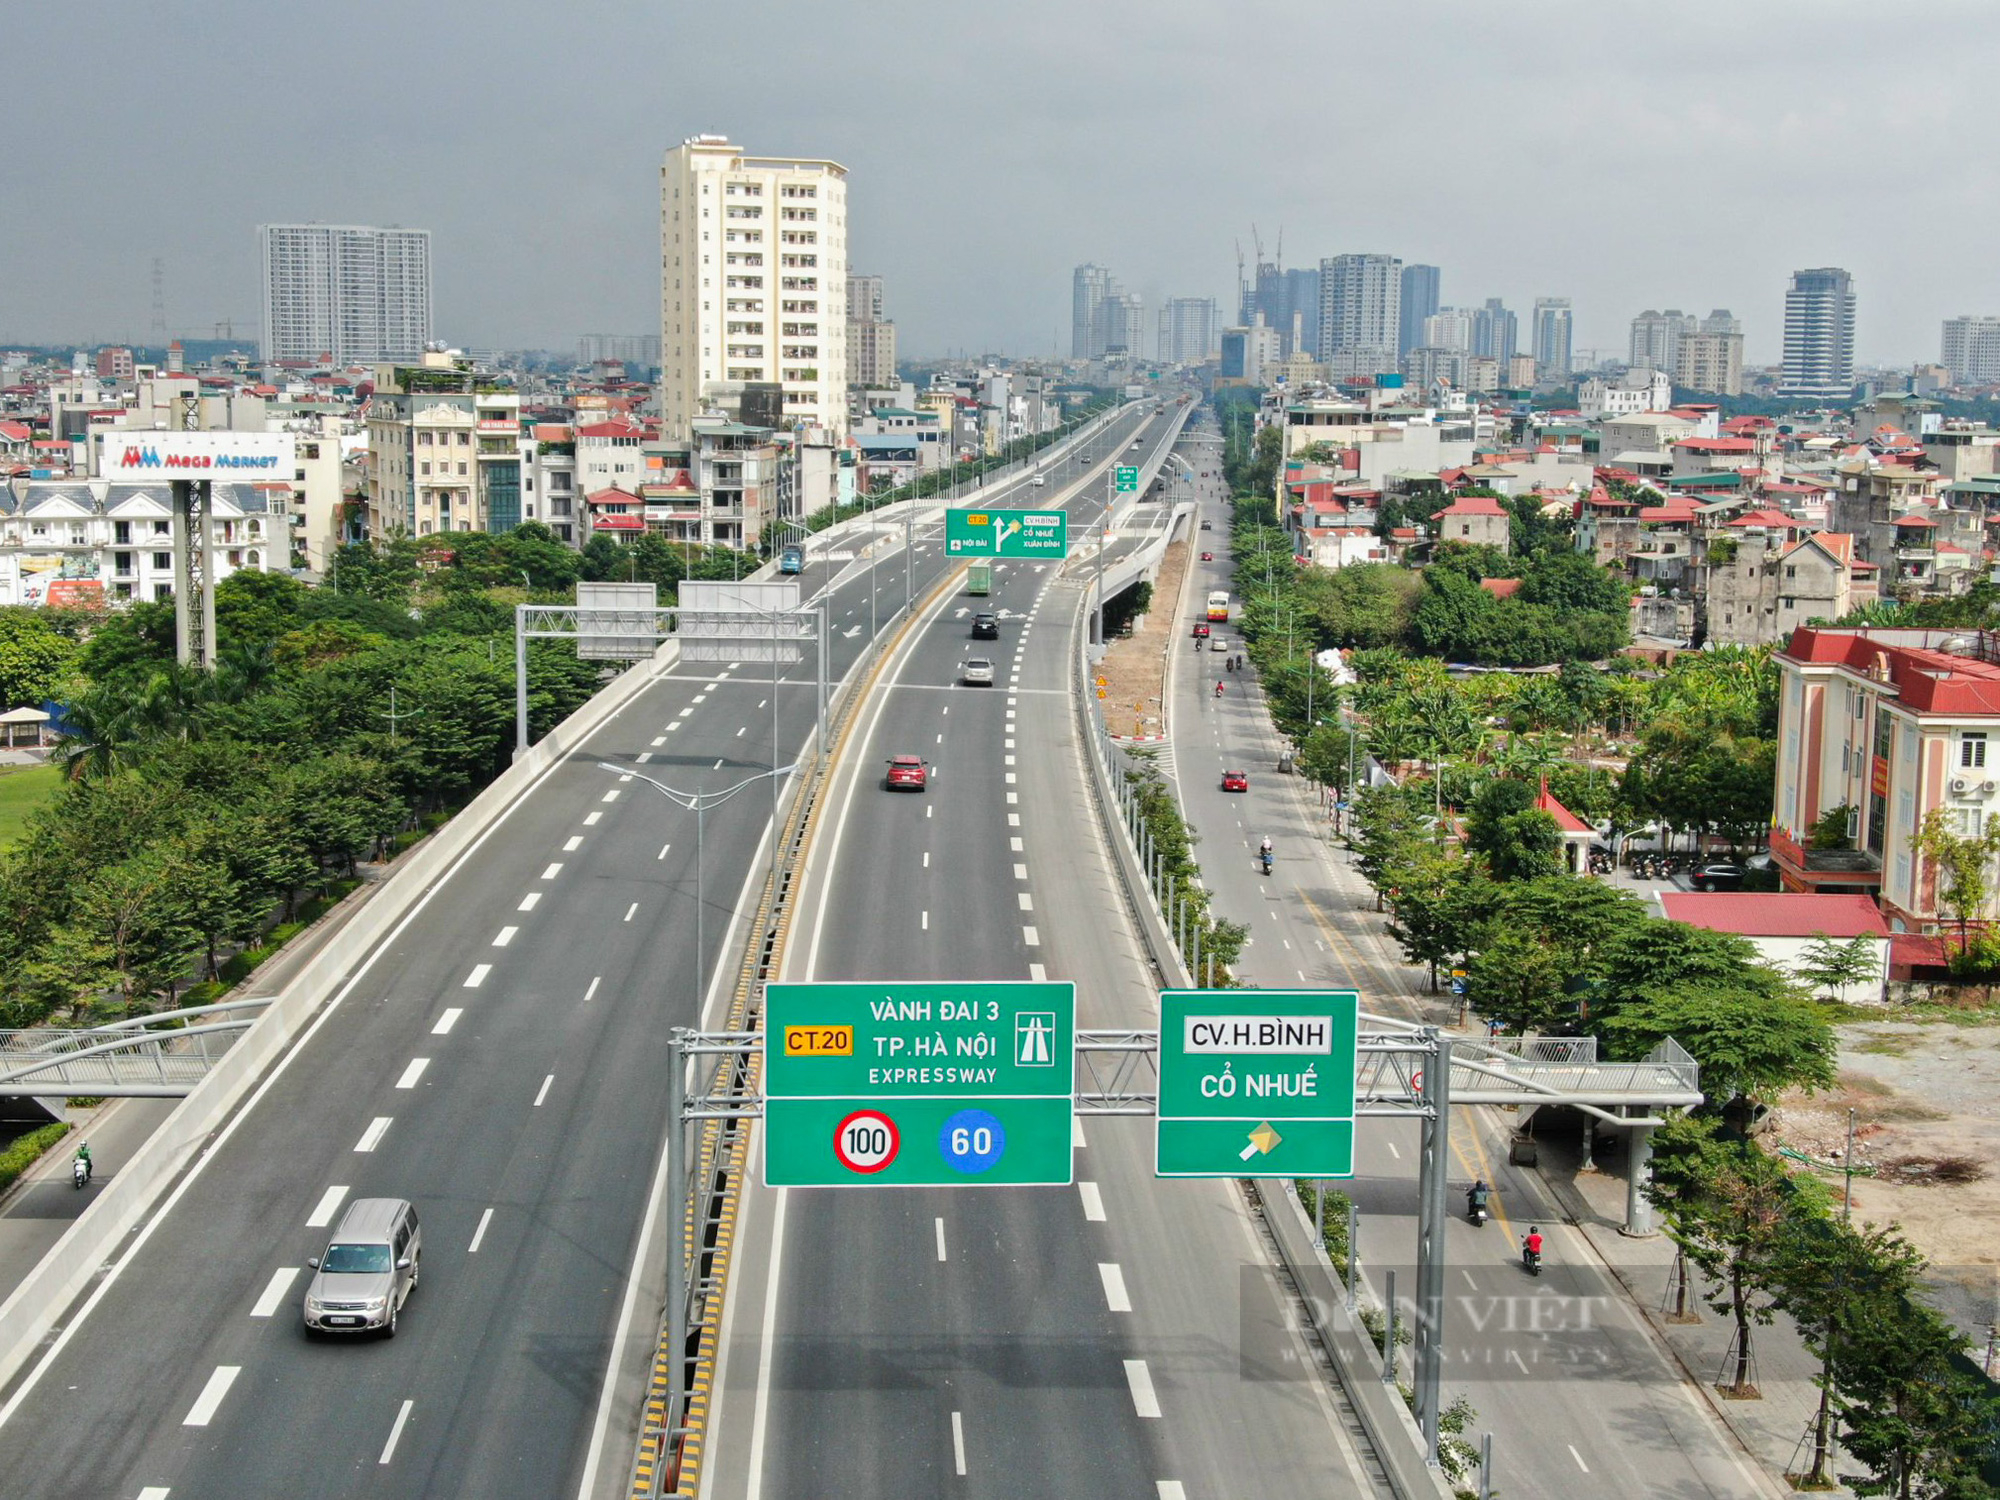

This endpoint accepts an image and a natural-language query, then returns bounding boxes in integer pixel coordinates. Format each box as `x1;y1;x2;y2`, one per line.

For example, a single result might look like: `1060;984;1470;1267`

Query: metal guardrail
0;1000;272;1097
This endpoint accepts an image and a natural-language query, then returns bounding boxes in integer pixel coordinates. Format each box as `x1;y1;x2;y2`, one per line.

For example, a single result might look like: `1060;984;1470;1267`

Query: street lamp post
596;760;799;1009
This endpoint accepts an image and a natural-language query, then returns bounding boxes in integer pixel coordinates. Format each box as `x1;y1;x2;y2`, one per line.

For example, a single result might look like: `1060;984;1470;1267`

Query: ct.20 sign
763;981;1076;1187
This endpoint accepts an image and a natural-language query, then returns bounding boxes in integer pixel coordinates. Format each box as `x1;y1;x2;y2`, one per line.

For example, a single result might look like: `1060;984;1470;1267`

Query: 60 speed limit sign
831;1109;900;1174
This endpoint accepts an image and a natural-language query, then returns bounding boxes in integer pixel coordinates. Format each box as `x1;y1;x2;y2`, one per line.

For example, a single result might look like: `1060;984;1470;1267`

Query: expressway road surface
0;403;1172;1500
705;430;1393;1499
1161;531;1781;1500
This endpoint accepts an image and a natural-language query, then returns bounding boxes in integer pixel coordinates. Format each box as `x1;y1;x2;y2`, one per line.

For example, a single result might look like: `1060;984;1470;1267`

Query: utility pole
377;684;421;745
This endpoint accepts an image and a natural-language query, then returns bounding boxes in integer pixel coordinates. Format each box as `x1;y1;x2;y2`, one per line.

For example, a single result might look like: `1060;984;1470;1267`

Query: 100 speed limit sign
832;1109;900;1174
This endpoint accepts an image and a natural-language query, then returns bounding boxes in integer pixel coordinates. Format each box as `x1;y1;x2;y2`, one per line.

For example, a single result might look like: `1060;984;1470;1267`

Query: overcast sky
6;1;1998;368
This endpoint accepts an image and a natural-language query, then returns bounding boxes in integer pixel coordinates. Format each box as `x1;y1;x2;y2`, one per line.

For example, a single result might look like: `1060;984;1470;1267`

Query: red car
1221;769;1249;792
1193;622;1210;639
885;755;927;792
1200;550;1214;561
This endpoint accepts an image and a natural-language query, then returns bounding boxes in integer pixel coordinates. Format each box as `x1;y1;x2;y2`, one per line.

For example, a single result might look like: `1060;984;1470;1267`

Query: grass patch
0;1121;71;1194
1850;1031;1919;1057
0;764;62;849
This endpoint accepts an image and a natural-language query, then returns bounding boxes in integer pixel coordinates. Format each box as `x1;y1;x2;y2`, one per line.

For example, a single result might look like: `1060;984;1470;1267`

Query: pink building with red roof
1771;627;2000;932
1657;892;1888;1001
1430;492;1510;552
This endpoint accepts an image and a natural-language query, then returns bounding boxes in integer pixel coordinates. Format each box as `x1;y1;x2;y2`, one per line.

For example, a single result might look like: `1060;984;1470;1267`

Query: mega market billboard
97;431;292;479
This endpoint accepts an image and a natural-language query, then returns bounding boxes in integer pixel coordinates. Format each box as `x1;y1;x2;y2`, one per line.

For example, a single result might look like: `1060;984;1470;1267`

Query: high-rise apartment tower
1318;254;1402;375
660;135;849;440
1398;264;1440;358
1778;268;1856;400
259;223;432;365
1531;298;1573;379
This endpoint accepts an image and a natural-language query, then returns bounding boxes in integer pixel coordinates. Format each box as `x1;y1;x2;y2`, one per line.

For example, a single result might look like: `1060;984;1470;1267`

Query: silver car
960;657;995;686
304;1197;421;1337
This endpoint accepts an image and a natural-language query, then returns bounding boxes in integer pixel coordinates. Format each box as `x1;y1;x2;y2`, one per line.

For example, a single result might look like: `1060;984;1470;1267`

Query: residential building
259;223;432;365
1246;266;1320;357
1940;316;2000;388
1506;354;1539;388
1318;254;1401;374
363;351;521;538
1398;264;1440;359
1706;528;1876;648
1099;292;1146;361
0;477;278;607
1676;329;1745;396
1217;323;1281;386
1578;368;1672;419
1157;297;1218;365
1778;268;1857;400
1769;627;2000;929
1470;299;1517;364
1072;263;1114;359
1531;298;1572;380
1403;347;1466;390
1628;309;1695;373
847;273;897;389
95;347;135;382
1421;308;1473;351
1430;492;1510;551
575;334;660;368
1656;893;1888;1004
659;134;849;444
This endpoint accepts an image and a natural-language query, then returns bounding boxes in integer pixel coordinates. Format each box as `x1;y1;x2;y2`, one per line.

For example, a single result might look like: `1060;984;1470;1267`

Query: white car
960;658;995;686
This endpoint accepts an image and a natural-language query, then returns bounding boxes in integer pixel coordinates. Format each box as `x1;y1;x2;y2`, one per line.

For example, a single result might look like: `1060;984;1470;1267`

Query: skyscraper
1942;316;2000;387
1072;264;1114;359
1531;298;1573;379
847;273;896;388
660;134;849;441
1099;293;1145;361
1628;309;1696;373
1778;268;1856;400
1471;298;1517;363
1158;298;1218;365
1399;264;1441;358
259;223;432;364
1319;254;1402;375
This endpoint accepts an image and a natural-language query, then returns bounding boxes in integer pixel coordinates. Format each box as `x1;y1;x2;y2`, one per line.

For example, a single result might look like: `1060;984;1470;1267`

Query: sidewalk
1541;1134;1854;1497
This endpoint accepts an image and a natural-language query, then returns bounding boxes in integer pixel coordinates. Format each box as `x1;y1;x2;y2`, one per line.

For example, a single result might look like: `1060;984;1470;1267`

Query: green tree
1648;1117;1807;1397
0;609;76;708
1465;927;1572;1033
1383;844;1488;990
77;846;204;1003
1837;1294;2000;1499
1600;984;1837;1105
1915;807;2000;958
1465;778;1564;881
1796;932;1881;1002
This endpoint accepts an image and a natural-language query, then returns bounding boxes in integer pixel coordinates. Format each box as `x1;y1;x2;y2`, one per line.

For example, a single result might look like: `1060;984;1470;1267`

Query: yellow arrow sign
1238;1122;1282;1161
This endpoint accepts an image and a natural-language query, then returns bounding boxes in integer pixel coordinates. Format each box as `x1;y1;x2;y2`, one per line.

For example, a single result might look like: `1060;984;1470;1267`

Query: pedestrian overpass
0;1000;273;1104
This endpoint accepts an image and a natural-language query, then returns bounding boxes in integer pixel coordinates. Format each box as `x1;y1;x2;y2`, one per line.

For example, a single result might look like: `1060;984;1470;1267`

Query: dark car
885;755;927;792
1691;862;1745;891
1200;520;1213;530
1221;769;1249;793
971;612;999;639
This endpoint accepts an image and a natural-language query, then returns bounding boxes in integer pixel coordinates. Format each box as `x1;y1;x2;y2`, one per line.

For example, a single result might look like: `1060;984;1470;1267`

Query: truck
967;559;992;596
778;544;805;575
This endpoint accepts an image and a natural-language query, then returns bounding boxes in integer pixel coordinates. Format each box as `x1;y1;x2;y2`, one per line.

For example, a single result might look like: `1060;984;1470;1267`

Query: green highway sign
1114;466;1139;492
944;509;1070;559
764;981;1076;1186
1155;989;1360;1178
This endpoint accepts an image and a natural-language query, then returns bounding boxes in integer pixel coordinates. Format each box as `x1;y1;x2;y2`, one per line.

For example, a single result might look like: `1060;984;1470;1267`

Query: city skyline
4;2;2000;367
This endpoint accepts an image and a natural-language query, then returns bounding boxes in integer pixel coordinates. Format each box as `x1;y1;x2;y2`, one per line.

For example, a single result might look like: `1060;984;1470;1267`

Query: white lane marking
182;1365;240;1426
1005;755;1016;767
936;733;944;745
935;1217;948;1262
693;693;708;704
928;806;935;819
534;1075;554;1107
138;1489;171;1499
518;892;541;912
541;863;563;879
1386;1140;1400;1160
650;737;666;747
250;1266;299;1318
494;926;518;947
395;1058;429;1090
1010;837;1023;852
952;1410;967;1476
379;1399;415;1464
564;835;584;852
619;774;633;783
1123;1359;1161;1418
658;842;672;860
584;810;605;829
1005;738;1015;749
666;722;681;732
922;852;930;868
469;1208;494;1253
1023;926;1039;945
623;903;638;923
1006;792;1018;805
678;707;694;718
736;726;746;738
1073;1117;1086;1148
1568;1445;1590;1473
1079;1181;1106;1221
1158;1485;1188;1499
636;752;652;764
601;789;620;803
585;976;601;1001
1013;863;1027;879
1018;892;1033;911
354;1117;393;1152
1029;963;1047;981
713;758;724;770
742;1188;789;1500
758;699;767;709
1099;1263;1132;1312
464;964;491;988
433;1008;462;1035
921;911;929;930
306;1184;350;1228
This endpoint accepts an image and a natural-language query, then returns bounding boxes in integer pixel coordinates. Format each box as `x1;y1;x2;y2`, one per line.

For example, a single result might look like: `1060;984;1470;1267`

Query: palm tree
52;689;142;781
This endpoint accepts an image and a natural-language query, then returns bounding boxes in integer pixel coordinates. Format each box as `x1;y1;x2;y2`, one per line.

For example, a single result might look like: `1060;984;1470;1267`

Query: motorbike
1521;1242;1542;1276
72;1154;90;1189
1260;849;1273;876
1466;1192;1489;1227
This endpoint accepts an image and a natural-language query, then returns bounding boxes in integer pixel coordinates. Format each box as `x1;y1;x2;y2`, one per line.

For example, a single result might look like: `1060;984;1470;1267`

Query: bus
1206;590;1230;622
778;545;804;575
